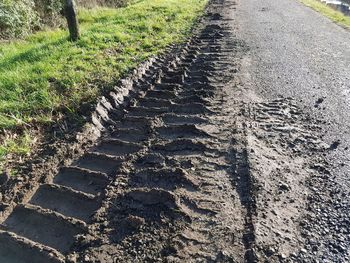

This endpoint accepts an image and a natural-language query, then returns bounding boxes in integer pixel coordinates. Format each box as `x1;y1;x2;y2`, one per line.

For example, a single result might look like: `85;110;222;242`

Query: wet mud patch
92;140;144;157
80;189;191;262
152;139;211;156
156;124;212;140
161;114;207;126
110;188;189;224
131;168;199;190
237;97;329;261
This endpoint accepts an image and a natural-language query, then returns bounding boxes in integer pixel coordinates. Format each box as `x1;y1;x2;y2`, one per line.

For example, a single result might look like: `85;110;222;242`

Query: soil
0;0;348;262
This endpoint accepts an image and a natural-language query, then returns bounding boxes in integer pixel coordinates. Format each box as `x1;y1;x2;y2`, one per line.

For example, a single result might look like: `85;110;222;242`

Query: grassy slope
300;0;350;29
0;0;207;163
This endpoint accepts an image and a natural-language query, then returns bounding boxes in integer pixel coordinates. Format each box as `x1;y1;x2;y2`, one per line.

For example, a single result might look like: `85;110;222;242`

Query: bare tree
64;0;80;41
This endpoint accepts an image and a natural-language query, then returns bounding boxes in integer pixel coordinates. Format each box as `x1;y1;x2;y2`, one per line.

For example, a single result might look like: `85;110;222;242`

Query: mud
0;0;345;262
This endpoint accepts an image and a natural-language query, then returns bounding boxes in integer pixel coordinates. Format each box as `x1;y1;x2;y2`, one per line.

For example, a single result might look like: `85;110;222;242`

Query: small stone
285;236;292;241
312;245;318;252
66;253;78;263
315;97;324;106
0;171;9;185
279;182;290;191
127;215;146;230
265;247;275;256
329;140;340;150
280;253;287;259
336;244;346;253
16;176;24;182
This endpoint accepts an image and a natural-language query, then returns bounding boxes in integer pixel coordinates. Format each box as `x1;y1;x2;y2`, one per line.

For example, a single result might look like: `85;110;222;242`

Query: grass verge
0;0;208;166
300;0;350;29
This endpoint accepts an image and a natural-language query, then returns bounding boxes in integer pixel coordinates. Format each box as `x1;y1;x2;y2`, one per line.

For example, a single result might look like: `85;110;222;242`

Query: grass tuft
0;132;32;159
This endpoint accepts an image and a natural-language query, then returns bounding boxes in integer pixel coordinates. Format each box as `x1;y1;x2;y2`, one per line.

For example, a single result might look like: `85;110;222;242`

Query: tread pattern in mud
0;52;177;263
0;1;246;262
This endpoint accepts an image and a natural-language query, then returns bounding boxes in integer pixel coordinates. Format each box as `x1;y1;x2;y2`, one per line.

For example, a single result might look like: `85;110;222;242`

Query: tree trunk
64;0;80;41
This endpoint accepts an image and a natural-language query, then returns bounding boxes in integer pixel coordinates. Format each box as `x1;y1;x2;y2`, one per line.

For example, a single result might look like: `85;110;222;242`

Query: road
0;0;349;262
234;0;350;261
235;0;350;181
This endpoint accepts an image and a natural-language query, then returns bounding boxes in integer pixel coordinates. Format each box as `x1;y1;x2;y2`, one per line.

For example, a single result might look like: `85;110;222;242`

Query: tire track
0;38;185;263
0;0;254;262
77;0;249;261
230;122;258;262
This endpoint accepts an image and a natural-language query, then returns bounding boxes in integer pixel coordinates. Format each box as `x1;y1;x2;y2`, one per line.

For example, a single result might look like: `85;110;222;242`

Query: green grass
0;132;32;158
300;0;350;29
0;0;207;162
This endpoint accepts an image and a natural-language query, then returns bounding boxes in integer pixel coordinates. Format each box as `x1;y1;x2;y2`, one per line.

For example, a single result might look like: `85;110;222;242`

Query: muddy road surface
235;0;350;261
0;0;349;262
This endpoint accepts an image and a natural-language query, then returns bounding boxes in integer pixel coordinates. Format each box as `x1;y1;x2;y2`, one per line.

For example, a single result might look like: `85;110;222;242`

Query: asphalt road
234;0;350;260
236;0;350;184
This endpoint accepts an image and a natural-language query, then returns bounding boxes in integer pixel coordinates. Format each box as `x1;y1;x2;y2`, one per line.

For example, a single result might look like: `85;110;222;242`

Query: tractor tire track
0;0;263;262
77;1;251;261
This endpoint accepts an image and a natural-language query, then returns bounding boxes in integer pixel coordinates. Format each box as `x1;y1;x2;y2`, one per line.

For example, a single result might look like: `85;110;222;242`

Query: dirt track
0;0;348;262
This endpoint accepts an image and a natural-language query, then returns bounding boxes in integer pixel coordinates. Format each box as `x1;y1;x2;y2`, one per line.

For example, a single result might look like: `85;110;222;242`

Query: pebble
280;253;287;259
266;247;275;256
278;182;290;191
0;171;9;185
